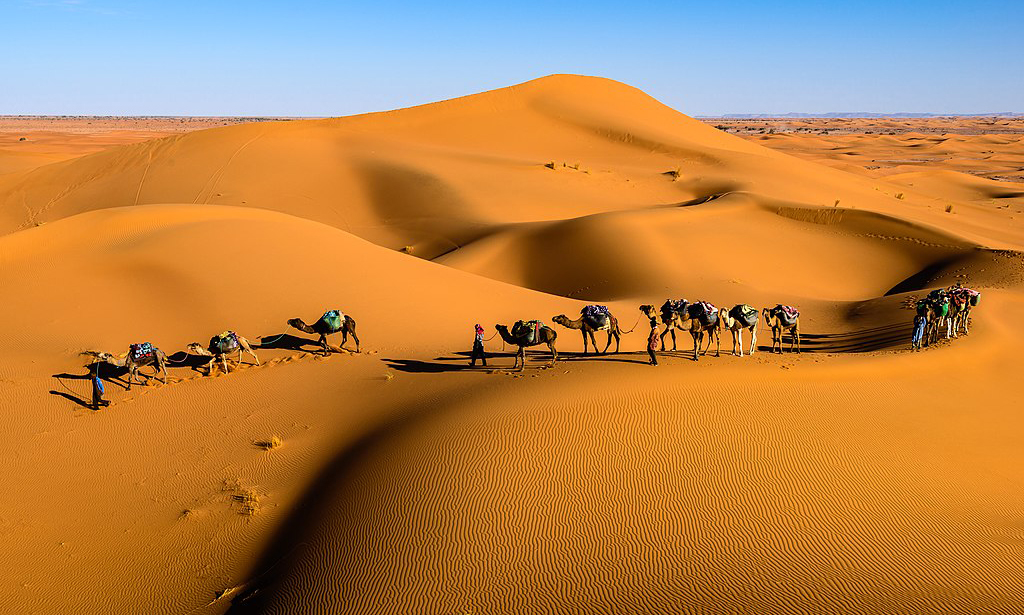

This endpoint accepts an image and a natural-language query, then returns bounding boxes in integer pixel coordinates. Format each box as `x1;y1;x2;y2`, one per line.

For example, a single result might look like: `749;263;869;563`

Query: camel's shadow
257;333;345;354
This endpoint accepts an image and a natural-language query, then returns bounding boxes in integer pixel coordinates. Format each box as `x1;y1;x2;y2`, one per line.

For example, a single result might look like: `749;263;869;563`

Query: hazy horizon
2;0;1021;117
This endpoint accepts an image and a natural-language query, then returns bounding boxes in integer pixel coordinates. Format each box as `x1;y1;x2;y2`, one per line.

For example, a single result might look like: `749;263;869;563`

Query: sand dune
2;76;1024;614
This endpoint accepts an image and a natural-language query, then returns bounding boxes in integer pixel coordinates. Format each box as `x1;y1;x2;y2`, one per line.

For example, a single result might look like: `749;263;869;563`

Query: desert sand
1;75;1023;614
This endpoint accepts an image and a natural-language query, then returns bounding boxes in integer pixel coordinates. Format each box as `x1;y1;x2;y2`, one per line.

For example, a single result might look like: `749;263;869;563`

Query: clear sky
1;0;1021;116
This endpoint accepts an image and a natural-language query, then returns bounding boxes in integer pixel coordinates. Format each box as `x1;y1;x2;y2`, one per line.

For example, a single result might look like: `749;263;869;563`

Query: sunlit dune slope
6;75;1020;284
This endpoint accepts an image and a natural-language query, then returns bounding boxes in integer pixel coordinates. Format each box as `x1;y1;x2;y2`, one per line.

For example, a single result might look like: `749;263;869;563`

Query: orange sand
1;76;1023;614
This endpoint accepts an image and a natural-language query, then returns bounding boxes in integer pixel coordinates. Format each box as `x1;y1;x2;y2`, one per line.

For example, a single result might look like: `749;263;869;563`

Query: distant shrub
945;204;955;213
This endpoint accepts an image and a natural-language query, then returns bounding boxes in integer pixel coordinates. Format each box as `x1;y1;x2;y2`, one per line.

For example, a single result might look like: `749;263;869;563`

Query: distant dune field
1;76;1023;614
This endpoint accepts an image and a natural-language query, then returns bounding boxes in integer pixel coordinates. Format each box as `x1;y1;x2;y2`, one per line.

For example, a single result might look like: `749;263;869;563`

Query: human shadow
49;390;93;409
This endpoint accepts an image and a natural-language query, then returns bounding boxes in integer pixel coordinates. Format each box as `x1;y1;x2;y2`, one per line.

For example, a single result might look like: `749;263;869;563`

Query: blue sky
1;0;1021;116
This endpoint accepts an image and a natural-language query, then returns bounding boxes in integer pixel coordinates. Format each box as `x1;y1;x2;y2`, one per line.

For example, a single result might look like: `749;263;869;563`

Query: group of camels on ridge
496;301;802;371
79;284;979;385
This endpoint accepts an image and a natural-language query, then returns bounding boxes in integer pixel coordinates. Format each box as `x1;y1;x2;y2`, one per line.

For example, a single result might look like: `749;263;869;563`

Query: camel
287;309;360;356
719;304;759;356
924;291;950;344
552;306;621;355
494;321;558;371
684;302;721;361
762;305;801;353
947;285;980;337
82;342;168;389
187;331;260;376
639;300;689;351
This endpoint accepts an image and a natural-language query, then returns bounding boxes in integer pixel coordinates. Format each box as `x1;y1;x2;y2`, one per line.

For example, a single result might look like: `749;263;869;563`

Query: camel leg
749;327;757;355
318;333;329;356
659;327;670;352
580;330;589;355
692;332;701;362
613;329;620;354
602;329;612;355
126;366;134;390
518;347;526;372
794;326;801;354
350;326;360;353
221;354;230;374
736;329;743;356
549;341;558;365
241;339;260;366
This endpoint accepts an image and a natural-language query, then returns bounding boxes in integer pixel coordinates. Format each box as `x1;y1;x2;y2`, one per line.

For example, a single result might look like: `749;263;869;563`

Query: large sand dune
2;76;1024;614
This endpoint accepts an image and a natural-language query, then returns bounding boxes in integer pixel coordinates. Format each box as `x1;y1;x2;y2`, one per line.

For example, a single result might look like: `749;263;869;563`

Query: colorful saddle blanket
210;331;239;354
581;305;611;330
692;301;719;327
130;342;155;361
320;310;345;333
730;304;758;328
773;305;799;327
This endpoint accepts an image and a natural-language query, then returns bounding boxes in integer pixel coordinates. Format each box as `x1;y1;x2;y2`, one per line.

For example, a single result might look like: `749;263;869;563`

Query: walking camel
552;306;622;355
494;321;558;371
287;309;360;356
762;305;801;353
641;302;720;361
82;342;169;389
641;300;689;351
187;331;261;376
719;304;759;356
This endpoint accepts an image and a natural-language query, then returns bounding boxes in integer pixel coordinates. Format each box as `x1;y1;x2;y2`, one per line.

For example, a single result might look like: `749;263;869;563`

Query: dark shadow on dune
223;390;486;614
166;351;213;371
885;254;967;295
48;390;93;409
383;358;478;373
756;322;913;354
257;333;323;353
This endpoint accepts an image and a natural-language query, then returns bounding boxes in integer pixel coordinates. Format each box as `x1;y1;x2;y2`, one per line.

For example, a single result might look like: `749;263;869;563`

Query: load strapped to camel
210;331;240;354
660;299;688;319
130;342;155;361
512;319;544;345
773;305;799;328
581;305;612;330
692;301;719;327
320;310;345;333
730;304;758;328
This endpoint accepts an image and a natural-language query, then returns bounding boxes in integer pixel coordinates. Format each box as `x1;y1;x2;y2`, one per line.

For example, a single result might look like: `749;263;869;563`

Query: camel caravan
912;283;981;350
72;283;981;407
495;300;800;371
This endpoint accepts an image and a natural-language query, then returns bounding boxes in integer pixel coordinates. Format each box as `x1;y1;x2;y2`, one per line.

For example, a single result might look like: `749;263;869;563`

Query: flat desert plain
2;75;1024;614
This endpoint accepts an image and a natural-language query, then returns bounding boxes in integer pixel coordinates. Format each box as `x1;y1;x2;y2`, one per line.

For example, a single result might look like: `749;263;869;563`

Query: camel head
186;342;214;357
552;314;571;327
495;323;523;345
639;304;655;320
81;350;122;366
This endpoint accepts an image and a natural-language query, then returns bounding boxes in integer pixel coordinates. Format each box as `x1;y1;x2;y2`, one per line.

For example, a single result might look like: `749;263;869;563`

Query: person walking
90;362;110;410
647;317;660;366
470;323;488;367
911;313;927;351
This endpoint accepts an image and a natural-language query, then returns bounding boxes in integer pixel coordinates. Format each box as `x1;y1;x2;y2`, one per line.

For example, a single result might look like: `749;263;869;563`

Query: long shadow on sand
385;350;650;374
257;333;324;353
755;322;913;354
